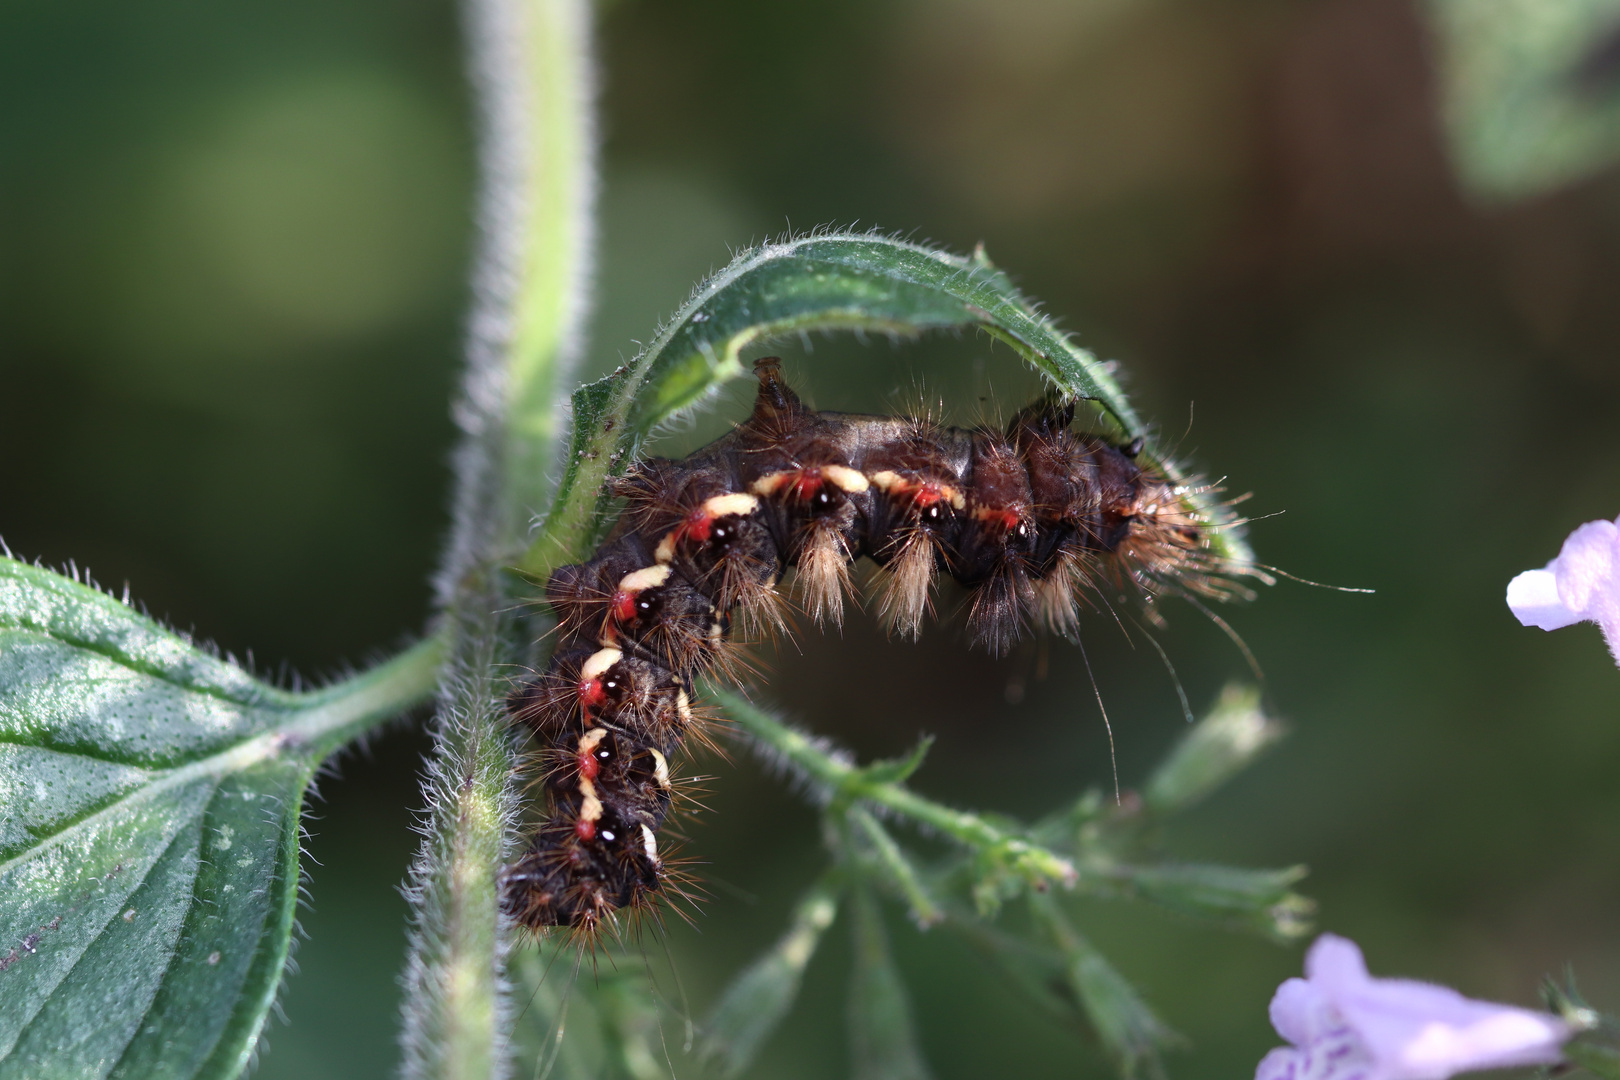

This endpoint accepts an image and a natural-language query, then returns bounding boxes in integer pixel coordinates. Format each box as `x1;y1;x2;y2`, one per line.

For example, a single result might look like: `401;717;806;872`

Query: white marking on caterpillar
750;471;792;496
617;564;672;593
675;689;694;724
703;492;760;518
867;471;965;510
820;464;869;493
640;823;660;864
751;465;870;497
649;748;670;789
580;647;622;682
868;469;901;492
576;727;607;825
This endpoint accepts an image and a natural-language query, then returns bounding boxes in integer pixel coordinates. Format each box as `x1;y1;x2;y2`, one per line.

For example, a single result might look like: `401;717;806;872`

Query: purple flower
1255;935;1569;1080
1508;514;1620;665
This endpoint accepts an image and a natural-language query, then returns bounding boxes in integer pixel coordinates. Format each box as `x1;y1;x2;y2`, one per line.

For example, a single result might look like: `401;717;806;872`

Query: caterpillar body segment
502;357;1254;933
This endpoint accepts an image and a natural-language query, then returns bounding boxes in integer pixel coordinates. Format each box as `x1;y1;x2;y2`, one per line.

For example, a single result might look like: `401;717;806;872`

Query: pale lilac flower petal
1271;977;1337;1046
1255;935;1570;1080
1509;514;1620;664
1506;567;1582;630
1553;519;1620;656
1257;1026;1380;1080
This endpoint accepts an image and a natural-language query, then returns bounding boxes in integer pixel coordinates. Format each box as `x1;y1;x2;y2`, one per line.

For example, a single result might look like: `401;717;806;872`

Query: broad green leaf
1426;0;1620;202
0;558;442;1079
520;233;1247;577
847;884;932;1080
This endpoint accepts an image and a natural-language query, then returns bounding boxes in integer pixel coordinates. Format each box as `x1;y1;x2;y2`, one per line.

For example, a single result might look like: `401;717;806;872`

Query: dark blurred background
6;0;1620;1076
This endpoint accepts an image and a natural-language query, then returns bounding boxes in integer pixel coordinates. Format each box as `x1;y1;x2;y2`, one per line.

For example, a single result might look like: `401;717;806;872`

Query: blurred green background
5;0;1620;1076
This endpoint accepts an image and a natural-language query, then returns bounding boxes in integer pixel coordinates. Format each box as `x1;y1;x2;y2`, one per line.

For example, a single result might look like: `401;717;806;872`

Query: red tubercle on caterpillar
876;473;963;516
974;506;1024;533
610;588;639;625
672;508;717;547
577;676;608;713
576;747;600;782
902;481;947;508
574;818;597;841
784;470;826;501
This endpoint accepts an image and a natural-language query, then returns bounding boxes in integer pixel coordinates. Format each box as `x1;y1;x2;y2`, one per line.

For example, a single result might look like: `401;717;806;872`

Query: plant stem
714;689;1077;888
399;0;594;1077
299;629;450;755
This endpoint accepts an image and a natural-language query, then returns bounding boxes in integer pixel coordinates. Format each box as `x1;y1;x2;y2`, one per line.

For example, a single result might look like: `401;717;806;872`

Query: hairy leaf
701;869;842;1076
0;558;441;1079
1089;863;1313;942
1030;894;1179;1080
520;232;1247;577
847;884;932;1080
1142;684;1283;815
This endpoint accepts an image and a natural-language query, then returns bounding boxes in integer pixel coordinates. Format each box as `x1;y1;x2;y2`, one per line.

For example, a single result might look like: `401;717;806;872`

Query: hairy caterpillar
502;357;1253;933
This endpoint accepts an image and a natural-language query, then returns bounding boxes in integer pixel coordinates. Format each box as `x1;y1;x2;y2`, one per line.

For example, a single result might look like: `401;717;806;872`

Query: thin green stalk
849;808;943;929
298;630;451;755
714;688;1077;889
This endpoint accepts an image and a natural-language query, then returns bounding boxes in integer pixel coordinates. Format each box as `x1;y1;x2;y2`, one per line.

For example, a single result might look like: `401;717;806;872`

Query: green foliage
1142;684;1283;814
701;870;842;1076
846;884;932;1080
0;557;441;1079
0;206;1292;1078
1426;0;1620;202
519;232;1251;581
694;685;1310;1078
0;15;1287;1070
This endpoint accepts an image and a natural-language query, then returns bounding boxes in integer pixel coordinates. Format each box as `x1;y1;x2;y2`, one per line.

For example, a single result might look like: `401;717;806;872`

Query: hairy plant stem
713;689;1078;889
398;0;594;1077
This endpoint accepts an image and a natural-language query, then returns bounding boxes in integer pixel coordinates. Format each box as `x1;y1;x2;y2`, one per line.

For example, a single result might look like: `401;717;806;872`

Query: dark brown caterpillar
501;358;1252;933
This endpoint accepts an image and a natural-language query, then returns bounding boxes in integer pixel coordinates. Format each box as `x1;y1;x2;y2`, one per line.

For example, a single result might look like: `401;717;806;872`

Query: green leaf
0;558;442;1079
1425;0;1620;203
847;884;932;1080
1030;893;1179;1080
1091;863;1313;942
519;232;1249;578
701;869;842;1076
855;736;935;787
1568;1042;1620;1080
1142;684;1282;816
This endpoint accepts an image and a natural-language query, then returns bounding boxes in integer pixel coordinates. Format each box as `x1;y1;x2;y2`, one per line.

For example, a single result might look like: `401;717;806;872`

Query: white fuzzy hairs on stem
401;0;597;1078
